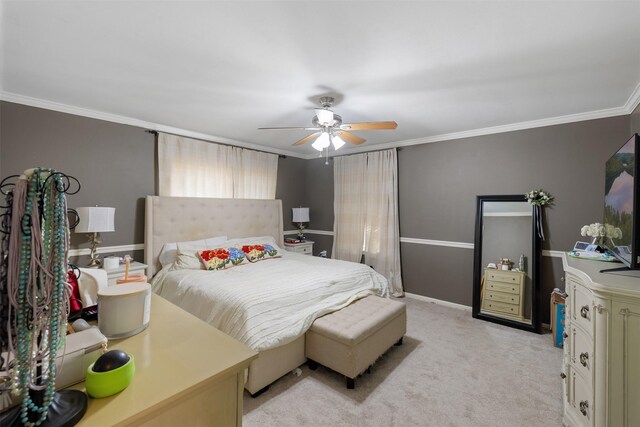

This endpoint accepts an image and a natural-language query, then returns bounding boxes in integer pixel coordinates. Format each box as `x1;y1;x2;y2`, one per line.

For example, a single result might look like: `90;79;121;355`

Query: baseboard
403;292;472;311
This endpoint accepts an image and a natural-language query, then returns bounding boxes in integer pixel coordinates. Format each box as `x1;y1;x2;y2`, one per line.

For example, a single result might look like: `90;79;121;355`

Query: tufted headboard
145;196;284;277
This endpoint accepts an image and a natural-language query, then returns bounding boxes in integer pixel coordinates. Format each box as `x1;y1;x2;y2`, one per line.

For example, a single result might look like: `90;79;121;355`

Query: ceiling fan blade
337;131;366;145
259;126;321;131
292;132;321;146
340;121;398;131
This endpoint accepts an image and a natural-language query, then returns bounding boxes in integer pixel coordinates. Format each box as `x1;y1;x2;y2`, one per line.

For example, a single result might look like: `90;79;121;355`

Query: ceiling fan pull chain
325;147;329;165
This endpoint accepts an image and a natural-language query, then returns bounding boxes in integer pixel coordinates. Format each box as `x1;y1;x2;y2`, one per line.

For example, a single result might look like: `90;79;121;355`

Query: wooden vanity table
72;294;257;426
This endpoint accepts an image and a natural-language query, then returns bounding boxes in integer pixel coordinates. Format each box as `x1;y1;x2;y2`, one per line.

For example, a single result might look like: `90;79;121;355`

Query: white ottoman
305;295;407;389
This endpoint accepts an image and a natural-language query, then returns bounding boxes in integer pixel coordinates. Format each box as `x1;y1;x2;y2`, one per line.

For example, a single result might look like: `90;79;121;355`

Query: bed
144;196;389;395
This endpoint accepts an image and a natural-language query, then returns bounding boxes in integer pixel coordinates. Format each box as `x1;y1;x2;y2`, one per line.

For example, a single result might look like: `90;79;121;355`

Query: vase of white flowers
580;222;622;246
525;189;553;240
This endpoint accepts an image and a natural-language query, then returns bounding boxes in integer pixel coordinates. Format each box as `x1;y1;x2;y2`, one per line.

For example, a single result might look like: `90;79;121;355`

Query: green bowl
85;355;135;398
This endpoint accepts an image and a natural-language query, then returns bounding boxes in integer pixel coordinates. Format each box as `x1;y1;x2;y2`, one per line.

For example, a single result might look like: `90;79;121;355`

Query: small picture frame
573;241;591;251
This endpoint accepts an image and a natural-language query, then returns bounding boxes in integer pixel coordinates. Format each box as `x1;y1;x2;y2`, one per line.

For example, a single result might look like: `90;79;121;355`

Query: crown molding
0;91;308;159
326;103;632;157
625;81;640;113
2;81;639;161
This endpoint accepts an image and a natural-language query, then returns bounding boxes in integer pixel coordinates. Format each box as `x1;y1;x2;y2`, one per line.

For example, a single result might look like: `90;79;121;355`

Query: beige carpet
244;296;563;427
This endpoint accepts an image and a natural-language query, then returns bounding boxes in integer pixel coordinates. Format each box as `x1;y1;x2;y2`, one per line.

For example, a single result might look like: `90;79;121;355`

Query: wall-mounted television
603;133;639;271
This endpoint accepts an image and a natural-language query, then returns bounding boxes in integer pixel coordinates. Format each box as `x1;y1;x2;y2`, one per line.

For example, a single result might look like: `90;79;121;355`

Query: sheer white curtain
332;154;367;263
332;149;403;296
232;147;278;199
158;133;277;199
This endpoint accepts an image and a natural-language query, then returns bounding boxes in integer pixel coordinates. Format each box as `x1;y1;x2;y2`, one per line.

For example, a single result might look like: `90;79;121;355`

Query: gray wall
276;156;307;230
304;158;335;256
303;115;630;323
0;102;155;257
0;102;307;262
1;101;634;324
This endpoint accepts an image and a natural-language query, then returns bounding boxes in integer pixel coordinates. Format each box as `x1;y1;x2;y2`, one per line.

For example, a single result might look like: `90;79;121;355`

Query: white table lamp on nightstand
292;207;310;241
75;206;115;268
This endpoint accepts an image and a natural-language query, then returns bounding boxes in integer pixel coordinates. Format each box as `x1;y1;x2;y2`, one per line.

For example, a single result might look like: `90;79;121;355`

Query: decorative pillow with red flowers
241;244;280;263
198;247;248;270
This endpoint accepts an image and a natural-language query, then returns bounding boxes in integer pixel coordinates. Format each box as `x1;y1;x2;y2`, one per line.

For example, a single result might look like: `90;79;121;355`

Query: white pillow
159;236;227;267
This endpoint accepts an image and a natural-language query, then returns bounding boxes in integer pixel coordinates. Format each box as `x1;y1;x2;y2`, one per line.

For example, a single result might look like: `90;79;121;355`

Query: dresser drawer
484;290;520;305
569;324;592;377
485;280;520;295
569;279;593;335
485;270;523;285
481;299;520;317
284;242;314;256
297;245;312;255
568;367;592;426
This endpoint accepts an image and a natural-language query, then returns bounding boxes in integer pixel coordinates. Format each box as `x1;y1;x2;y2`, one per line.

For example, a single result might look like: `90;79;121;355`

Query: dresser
102;261;147;286
562;254;640;427
284;240;314;256
481;269;525;320
72;294;258;426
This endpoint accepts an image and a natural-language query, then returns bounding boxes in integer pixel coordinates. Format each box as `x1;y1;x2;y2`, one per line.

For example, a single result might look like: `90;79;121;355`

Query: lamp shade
332;134;346;150
311;133;330;151
292;207;310;223
75;207;115;233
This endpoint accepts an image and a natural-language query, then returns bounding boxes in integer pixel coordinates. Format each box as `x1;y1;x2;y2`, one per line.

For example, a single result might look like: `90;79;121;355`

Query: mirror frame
472;194;542;333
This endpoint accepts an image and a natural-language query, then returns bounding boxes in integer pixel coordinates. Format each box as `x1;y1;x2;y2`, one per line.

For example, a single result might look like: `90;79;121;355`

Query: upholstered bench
305;295;407;389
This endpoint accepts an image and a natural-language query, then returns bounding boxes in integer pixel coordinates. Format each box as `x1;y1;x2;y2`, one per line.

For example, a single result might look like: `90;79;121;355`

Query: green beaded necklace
12;169;69;426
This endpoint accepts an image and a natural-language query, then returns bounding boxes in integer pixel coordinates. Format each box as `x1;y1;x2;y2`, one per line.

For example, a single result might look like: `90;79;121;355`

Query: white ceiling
2;1;640;158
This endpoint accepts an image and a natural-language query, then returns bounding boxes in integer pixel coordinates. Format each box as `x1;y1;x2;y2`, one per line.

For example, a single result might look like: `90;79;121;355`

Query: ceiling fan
258;97;397;151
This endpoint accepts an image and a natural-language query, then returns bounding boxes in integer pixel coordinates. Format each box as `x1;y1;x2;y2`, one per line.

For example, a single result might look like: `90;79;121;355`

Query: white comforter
151;252;389;352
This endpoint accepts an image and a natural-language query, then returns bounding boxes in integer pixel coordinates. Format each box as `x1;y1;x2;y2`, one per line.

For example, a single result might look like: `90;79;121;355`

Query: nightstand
284;240;314;256
102;261;147;286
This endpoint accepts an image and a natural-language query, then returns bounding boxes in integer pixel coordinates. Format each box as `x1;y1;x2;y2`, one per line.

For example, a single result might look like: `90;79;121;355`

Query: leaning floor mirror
472;195;541;333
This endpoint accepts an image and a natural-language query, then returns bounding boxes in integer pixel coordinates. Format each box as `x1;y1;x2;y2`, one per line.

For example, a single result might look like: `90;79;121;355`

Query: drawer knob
563;332;568;340
580;352;589;367
579;400;589;416
580;305;589;319
560;372;566;379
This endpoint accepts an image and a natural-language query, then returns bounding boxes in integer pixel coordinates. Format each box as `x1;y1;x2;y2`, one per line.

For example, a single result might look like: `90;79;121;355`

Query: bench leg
346;377;355;389
249;385;270;398
395;337;403;346
308;360;318;370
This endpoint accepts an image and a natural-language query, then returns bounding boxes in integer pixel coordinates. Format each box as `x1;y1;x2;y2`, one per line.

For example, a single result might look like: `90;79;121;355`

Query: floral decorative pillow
241;244;280;263
198;247;248;271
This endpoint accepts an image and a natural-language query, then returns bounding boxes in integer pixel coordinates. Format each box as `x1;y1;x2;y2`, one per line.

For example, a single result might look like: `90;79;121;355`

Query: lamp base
86;232;102;268
86;258;102;268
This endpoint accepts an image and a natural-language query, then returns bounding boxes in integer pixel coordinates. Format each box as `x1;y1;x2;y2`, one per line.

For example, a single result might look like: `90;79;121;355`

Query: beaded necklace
7;169;70;426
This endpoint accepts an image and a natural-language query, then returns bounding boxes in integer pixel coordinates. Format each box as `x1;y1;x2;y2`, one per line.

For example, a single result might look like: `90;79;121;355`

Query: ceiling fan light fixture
311;132;330;151
332;134;345;150
315;109;334;125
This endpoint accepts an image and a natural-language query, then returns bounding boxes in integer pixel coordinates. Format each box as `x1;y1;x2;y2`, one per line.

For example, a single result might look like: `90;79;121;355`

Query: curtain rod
145;130;287;159
322;146;403;161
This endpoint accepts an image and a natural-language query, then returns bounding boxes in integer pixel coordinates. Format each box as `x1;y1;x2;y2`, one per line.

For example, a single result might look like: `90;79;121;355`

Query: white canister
98;282;151;339
103;256;120;270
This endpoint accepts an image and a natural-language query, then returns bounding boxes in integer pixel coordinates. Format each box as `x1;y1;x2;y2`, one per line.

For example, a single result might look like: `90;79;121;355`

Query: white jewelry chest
562;254;640;427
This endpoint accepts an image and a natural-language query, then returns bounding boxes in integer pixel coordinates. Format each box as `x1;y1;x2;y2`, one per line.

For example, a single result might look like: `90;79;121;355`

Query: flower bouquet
525;189;553;206
525;189;553;240
580;222;622;245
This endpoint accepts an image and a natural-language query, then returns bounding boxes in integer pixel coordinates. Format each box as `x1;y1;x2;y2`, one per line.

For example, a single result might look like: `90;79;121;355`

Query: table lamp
292;207;310;241
75;206;115;268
